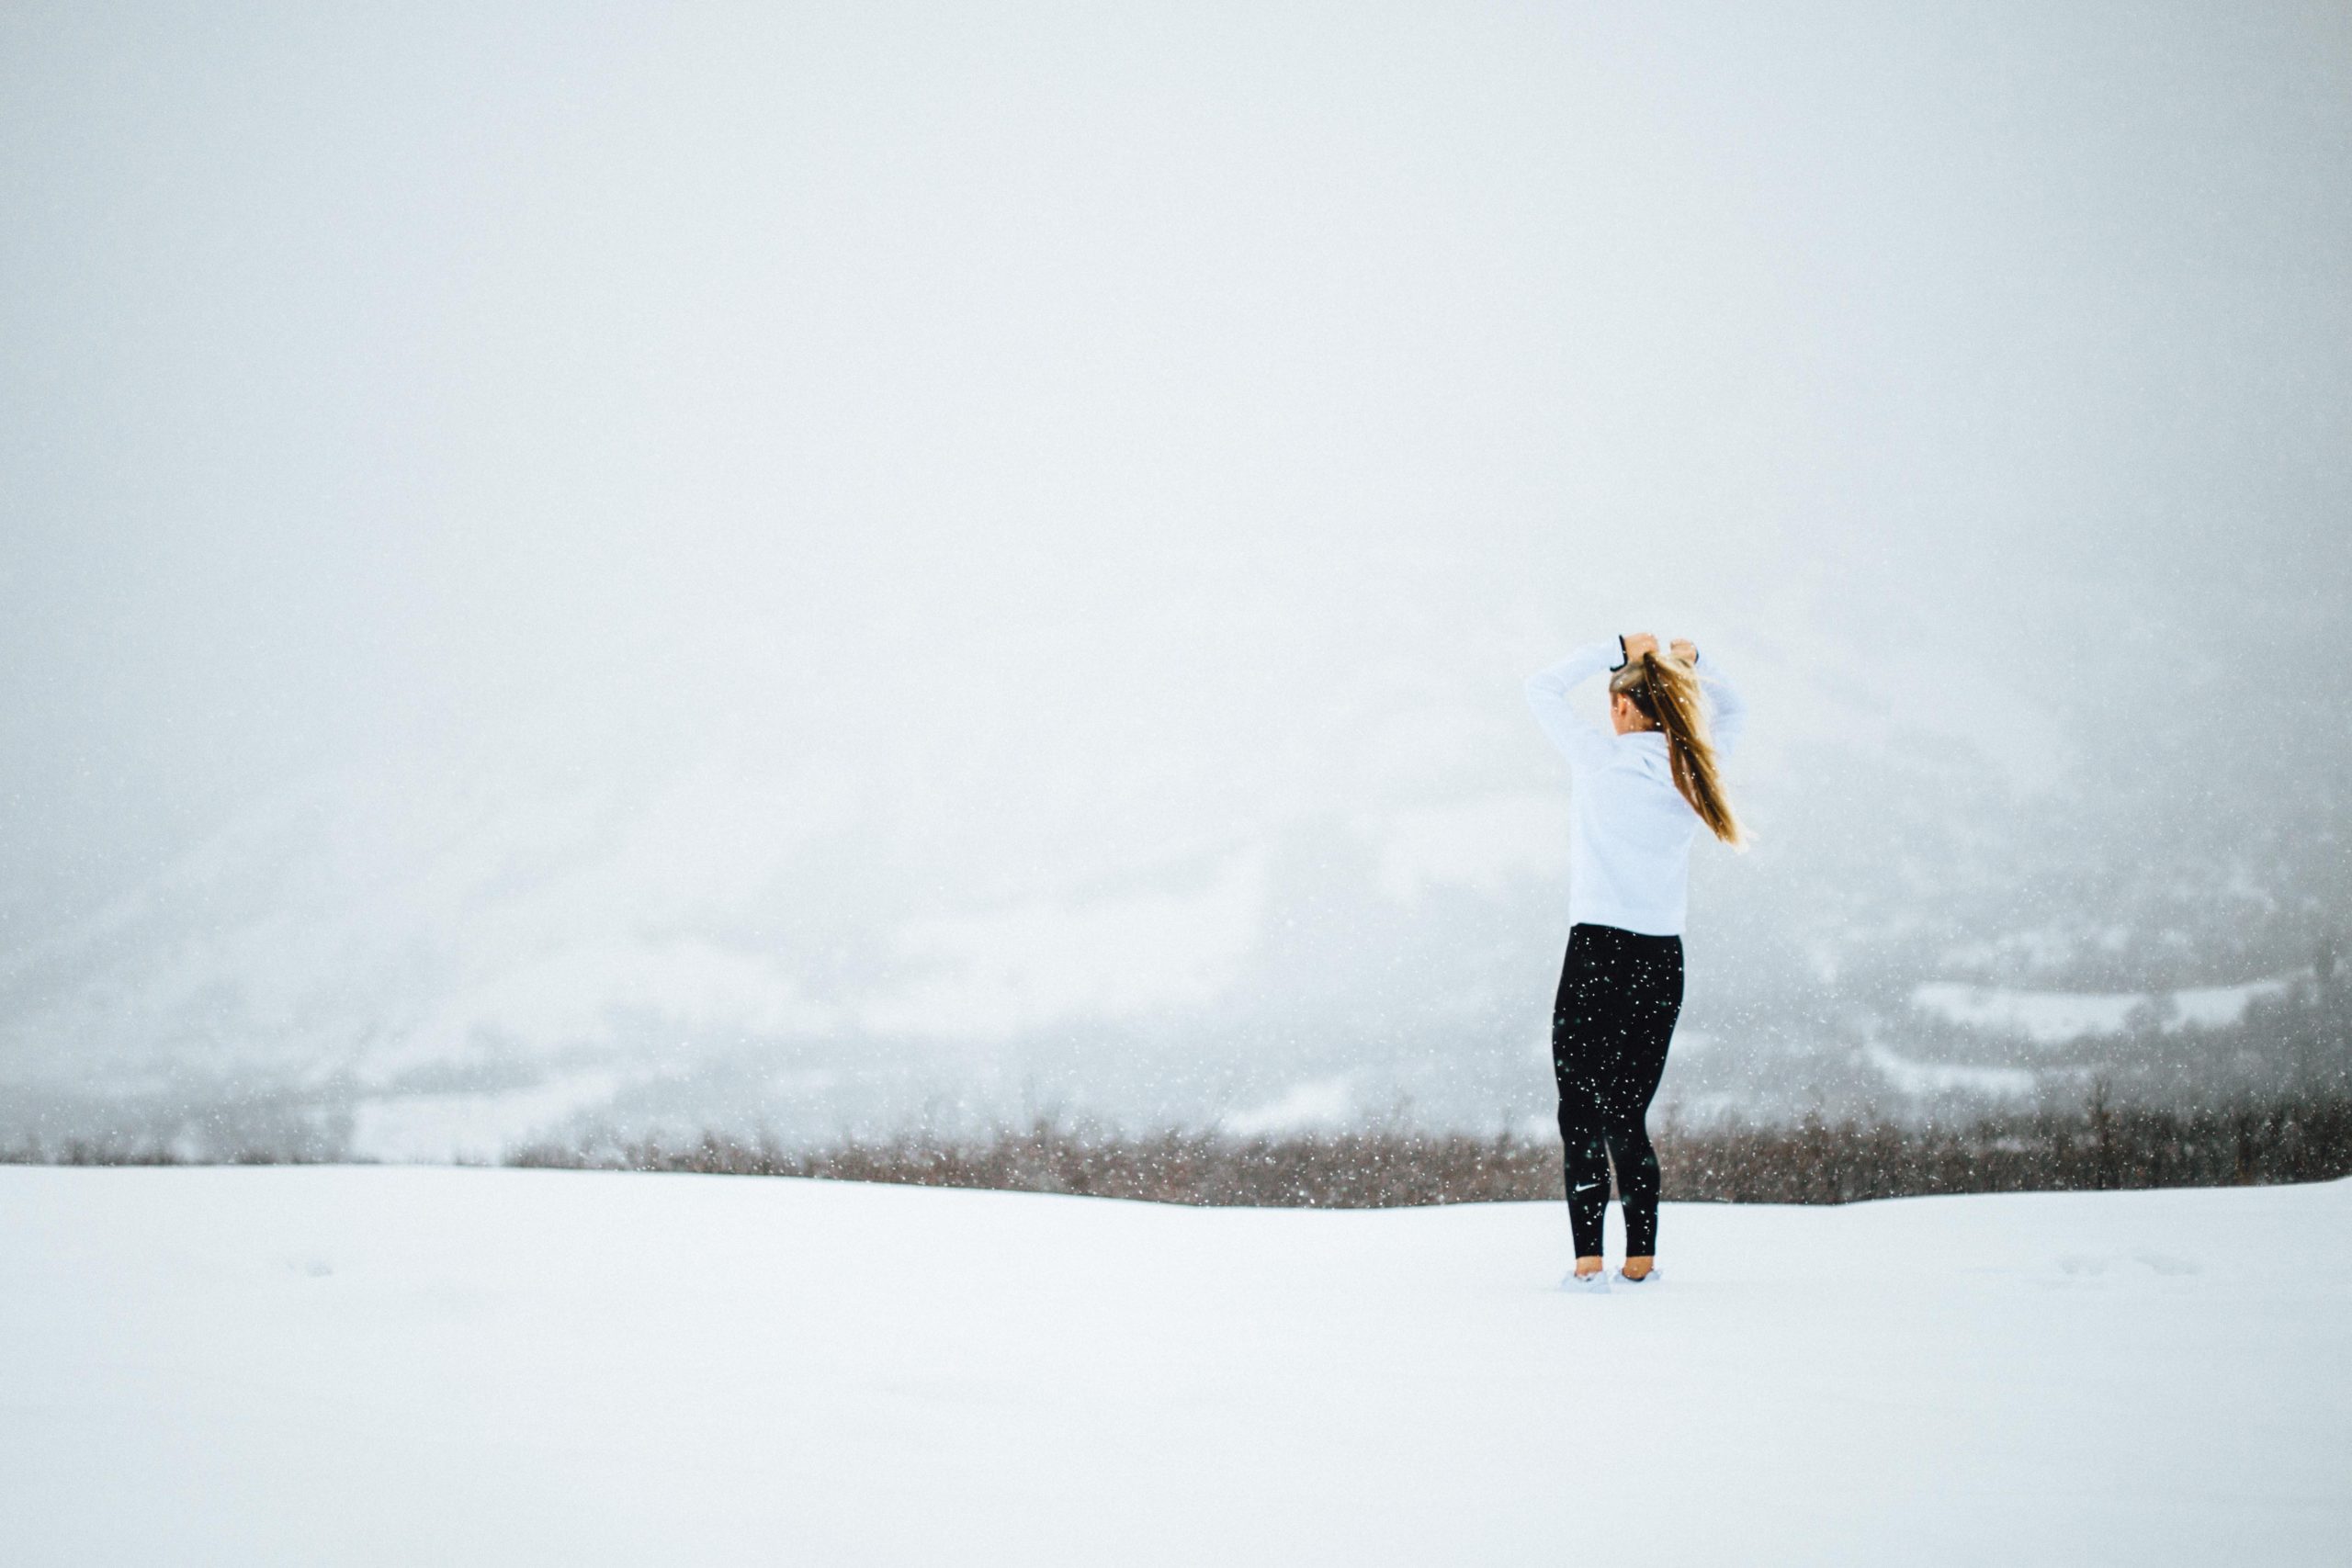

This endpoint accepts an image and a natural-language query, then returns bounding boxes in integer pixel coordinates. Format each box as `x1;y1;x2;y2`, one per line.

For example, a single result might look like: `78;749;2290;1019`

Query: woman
1523;632;1747;1290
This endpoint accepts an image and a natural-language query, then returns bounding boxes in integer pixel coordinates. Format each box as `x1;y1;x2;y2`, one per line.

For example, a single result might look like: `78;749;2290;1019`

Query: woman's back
1523;638;1747;938
1567;728;1706;935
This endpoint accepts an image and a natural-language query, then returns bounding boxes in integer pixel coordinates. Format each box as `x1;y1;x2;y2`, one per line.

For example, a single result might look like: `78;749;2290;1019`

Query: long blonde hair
1609;651;1745;848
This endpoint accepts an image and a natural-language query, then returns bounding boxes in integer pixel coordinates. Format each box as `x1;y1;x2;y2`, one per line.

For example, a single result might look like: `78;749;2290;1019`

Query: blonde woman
1523;632;1747;1291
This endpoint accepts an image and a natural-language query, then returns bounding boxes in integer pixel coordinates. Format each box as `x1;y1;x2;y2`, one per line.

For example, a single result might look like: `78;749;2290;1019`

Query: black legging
1551;921;1685;1258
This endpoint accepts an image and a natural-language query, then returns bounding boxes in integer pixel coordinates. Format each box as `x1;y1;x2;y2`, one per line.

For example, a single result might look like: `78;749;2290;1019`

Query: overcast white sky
4;0;2346;939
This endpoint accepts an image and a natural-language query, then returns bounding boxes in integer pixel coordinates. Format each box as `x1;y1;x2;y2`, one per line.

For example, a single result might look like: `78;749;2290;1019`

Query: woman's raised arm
1523;637;1625;771
1690;645;1747;758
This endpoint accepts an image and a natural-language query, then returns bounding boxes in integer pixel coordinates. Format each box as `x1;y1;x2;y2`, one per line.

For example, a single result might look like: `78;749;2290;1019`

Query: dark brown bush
14;1091;2347;1203
502;1091;2352;1207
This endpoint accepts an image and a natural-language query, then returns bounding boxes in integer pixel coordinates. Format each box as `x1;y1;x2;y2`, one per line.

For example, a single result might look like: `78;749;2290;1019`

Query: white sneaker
1615;1265;1663;1288
1560;1268;1611;1294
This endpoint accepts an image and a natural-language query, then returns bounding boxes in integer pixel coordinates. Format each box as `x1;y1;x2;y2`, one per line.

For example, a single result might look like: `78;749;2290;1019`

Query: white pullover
1522;638;1748;937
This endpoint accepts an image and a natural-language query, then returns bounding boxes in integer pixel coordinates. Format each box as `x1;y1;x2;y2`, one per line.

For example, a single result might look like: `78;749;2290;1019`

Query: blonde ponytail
1609;651;1745;848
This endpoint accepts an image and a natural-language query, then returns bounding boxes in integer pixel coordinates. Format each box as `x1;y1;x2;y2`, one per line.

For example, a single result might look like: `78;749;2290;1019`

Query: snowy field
3;1168;2346;1567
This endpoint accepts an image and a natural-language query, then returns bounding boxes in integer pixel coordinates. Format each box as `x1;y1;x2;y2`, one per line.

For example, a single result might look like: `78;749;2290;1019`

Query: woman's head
1606;670;1657;735
1608;652;1745;848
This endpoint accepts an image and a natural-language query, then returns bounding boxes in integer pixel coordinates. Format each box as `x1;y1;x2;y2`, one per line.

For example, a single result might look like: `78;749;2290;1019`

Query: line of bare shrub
503;1088;2352;1207
0;1141;337;1167
11;1090;2346;1204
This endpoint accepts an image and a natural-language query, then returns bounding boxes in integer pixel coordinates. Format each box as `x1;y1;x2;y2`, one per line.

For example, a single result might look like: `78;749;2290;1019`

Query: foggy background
4;0;2347;1159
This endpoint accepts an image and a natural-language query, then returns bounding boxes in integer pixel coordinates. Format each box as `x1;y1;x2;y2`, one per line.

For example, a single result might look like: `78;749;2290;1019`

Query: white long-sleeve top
1522;638;1748;937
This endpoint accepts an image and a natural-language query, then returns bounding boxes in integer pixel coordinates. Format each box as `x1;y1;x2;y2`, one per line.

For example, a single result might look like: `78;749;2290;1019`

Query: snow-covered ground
3;1168;2345;1567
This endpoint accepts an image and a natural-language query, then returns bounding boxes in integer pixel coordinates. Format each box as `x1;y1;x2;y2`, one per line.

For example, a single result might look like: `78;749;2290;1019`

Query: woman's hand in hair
1670;638;1697;665
1623;633;1660;661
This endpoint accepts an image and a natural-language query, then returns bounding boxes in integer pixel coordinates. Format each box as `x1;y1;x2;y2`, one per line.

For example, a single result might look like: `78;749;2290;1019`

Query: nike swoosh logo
1574;1181;1603;1193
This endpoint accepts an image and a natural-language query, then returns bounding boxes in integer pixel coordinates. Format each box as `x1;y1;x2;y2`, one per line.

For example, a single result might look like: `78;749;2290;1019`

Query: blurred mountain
5;639;2342;1157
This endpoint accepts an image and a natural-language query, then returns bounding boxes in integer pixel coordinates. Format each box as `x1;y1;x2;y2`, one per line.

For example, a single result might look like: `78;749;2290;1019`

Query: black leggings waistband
1568;920;1683;953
